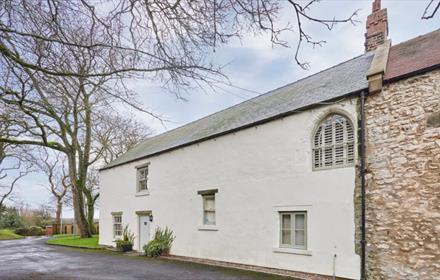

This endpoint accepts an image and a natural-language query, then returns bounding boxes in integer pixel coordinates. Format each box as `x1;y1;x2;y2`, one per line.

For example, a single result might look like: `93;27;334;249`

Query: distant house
99;1;439;279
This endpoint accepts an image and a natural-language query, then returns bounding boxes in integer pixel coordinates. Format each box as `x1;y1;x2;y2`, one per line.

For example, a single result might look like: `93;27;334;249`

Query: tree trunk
87;202;95;234
54;200;62;234
72;185;92;238
67;152;92;238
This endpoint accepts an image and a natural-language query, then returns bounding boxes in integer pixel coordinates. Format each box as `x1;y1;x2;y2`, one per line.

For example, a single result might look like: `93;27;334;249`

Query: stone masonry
364;69;440;279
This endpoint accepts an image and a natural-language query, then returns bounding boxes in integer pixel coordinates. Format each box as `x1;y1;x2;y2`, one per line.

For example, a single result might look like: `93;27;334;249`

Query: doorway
138;214;151;251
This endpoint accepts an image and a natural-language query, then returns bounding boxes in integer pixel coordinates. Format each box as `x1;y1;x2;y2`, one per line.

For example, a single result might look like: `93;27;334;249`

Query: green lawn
47;234;100;249
0;229;24;240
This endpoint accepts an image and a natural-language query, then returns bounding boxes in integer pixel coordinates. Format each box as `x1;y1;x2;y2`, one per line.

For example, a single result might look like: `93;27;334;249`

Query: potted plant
114;225;135;252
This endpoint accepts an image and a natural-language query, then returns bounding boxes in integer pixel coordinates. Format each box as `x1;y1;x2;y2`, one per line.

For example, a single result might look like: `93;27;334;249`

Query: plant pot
121;244;133;252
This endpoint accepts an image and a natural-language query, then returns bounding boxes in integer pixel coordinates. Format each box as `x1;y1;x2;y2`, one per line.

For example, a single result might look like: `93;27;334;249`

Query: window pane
295;214;305;230
139;180;147;190
204;196;215;211
204;211;215;225
114;215;121;223
295;230;305;247
282;214;291;229
281;230;291;245
139;169;145;179
138;167;148;180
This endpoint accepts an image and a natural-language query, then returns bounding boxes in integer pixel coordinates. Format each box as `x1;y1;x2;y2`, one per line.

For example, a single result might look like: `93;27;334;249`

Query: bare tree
1;1;436;78
0;27;123;236
0;25;155;236
94;113;153;165
1;0;360;82
422;0;440;19
0;115;31;211
32;150;69;233
0;154;29;211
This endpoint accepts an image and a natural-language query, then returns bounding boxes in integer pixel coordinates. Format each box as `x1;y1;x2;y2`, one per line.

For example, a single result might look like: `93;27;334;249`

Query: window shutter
313;114;355;169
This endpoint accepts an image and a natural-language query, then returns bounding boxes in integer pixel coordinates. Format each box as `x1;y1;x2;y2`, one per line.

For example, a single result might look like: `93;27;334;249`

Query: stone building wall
364;69;440;279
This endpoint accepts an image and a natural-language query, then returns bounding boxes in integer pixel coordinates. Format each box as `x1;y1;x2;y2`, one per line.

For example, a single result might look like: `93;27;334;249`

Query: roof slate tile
101;52;374;170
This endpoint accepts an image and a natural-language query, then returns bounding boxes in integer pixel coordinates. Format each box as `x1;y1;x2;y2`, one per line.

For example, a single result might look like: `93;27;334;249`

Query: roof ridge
391;27;440;48
136;52;372;146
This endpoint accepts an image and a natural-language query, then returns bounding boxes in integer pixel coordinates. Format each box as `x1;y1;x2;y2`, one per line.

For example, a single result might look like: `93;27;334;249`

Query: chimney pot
372;0;381;12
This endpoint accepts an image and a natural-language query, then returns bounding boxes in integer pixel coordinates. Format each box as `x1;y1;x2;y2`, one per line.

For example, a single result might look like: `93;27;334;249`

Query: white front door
138;215;151;251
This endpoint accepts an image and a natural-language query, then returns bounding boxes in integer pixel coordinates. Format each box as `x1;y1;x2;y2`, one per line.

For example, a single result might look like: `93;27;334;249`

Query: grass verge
47;234;101;249
0;229;24;240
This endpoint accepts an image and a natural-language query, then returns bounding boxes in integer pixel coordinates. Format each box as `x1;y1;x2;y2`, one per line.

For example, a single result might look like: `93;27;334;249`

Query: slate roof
101;52;375;170
384;28;440;81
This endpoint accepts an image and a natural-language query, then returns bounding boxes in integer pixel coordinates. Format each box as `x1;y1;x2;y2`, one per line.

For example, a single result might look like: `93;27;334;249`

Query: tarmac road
0;237;292;280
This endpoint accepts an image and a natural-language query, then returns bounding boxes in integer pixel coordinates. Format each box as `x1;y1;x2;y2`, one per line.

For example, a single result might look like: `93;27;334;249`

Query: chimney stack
365;0;388;52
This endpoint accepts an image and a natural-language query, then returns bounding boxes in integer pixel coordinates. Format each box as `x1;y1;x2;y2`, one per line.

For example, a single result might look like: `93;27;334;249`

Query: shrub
14;226;45;236
143;227;175;257
0;208;23;229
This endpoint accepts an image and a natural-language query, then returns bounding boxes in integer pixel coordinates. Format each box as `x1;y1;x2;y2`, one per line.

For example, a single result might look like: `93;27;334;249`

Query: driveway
0;237;292;280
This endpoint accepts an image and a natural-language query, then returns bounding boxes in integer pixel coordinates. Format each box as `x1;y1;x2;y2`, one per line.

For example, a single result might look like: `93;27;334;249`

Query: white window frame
112;213;122;238
312;114;355;170
279;211;307;250
136;163;149;193
202;194;216;226
197;189;218;231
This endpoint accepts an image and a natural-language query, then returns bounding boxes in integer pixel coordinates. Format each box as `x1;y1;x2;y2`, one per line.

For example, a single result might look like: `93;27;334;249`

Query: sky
8;0;440;218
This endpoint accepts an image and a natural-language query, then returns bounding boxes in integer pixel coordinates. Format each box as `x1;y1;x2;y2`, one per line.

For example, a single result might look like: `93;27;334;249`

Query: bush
143;227;175;257
0;208;23;229
14;226;45;236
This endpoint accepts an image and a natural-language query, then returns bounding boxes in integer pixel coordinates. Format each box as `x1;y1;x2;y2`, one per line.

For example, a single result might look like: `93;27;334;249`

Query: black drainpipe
360;90;367;280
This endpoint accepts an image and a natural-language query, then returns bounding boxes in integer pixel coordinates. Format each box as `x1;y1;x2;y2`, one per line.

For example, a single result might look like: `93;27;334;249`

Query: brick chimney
365;0;388;52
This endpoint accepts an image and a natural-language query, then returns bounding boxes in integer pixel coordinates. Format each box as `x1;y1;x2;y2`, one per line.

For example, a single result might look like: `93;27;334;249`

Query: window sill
135;191;150;197
272;247;312;256
198;225;218;231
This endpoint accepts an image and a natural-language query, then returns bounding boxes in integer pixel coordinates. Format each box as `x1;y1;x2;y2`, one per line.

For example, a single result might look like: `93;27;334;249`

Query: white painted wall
99;99;360;279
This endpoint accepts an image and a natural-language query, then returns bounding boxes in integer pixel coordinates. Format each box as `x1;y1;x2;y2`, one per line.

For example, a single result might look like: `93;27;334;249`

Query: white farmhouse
99;1;440;279
99;50;372;279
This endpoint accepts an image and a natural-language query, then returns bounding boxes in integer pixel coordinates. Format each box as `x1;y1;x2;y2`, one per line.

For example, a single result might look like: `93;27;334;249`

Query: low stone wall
364;69;440;279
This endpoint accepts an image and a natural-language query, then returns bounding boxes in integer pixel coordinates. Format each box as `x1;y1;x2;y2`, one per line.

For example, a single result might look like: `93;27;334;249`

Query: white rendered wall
99;99;360;279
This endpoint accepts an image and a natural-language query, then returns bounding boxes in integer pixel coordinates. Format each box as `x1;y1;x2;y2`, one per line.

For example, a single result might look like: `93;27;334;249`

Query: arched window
313;114;354;169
